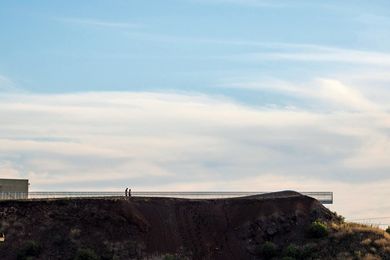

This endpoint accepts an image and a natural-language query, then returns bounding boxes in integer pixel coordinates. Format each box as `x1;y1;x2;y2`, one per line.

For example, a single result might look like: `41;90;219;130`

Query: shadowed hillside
0;191;389;259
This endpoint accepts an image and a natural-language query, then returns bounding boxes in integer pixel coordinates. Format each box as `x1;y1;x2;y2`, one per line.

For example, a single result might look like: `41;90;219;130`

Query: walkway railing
0;191;333;204
348;217;390;229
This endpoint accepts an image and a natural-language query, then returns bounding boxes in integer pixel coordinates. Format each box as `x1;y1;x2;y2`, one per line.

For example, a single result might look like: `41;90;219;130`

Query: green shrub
16;240;42;260
301;243;317;258
283;244;301;258
386;226;390;234
259;241;278;259
162;254;179;260
308;220;328;238
74;248;100;260
333;211;345;223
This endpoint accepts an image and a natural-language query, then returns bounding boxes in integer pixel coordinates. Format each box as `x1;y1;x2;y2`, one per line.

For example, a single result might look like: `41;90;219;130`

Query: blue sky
2;0;390;95
1;1;390;220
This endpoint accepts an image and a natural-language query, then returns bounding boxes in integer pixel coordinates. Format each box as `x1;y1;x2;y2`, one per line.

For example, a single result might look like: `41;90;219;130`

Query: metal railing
0;191;333;204
347;216;390;229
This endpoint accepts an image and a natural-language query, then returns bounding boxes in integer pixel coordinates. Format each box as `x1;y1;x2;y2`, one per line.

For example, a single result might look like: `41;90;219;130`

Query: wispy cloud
125;30;390;66
0;74;19;92
220;78;382;112
56;17;141;29
356;13;390;27
233;45;390;66
190;0;286;7
188;0;288;7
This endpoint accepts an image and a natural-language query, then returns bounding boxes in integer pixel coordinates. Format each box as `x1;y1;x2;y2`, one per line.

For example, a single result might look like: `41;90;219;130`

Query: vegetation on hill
256;221;390;259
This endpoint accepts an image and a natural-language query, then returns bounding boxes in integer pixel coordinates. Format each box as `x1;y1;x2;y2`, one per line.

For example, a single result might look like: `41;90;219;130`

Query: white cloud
344;136;390;169
0;161;21;179
221;77;384;112
0;88;389;218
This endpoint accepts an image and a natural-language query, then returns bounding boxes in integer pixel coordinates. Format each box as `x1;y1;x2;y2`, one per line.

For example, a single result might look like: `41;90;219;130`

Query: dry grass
332;222;387;236
69;228;81;238
373;238;389;247
362;253;382;260
324;221;390;259
346;223;385;235
336;251;353;260
361;238;372;246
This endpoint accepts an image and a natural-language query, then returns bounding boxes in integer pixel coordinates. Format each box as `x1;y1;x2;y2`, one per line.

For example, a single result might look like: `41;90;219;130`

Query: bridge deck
0;191;333;204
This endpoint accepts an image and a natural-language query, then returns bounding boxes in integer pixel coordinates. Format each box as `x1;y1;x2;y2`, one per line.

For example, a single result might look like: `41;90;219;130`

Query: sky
1;0;390;221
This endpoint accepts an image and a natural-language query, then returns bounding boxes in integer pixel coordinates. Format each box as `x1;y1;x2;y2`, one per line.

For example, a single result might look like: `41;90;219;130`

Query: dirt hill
0;191;389;259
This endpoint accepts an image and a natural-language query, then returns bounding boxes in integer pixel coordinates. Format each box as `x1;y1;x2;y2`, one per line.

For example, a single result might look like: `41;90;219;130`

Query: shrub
333;211;345;223
70;228;81;238
74;248;100;260
361;238;372;246
162;254;179;260
354;250;363;258
16;240;42;260
283;244;301;258
259;241;278;259
308;220;328;238
301;243;317;258
386;226;390;234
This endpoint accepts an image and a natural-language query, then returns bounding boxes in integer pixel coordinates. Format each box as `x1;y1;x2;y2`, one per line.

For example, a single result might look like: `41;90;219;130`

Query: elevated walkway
0;191;333;204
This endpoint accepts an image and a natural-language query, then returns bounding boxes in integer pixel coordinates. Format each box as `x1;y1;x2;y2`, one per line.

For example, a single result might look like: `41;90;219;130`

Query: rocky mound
0;191;387;259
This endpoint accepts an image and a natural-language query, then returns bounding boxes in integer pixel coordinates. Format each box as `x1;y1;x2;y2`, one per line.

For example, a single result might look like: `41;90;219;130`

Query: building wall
0;179;29;200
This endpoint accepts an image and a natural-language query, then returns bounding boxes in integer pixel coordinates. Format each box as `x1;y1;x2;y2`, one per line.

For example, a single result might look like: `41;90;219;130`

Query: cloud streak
122;29;390;67
0;75;18;92
190;0;286;7
234;45;390;66
56;17;141;29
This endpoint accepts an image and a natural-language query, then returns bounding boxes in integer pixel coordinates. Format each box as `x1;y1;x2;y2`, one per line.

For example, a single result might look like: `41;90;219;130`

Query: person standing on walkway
125;188;128;197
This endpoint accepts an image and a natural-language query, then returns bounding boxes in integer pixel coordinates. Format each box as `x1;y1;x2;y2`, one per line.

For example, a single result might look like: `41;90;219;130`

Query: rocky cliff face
1;191;386;260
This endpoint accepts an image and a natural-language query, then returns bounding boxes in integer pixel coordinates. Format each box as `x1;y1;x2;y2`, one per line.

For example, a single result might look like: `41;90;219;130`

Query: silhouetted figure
125;188;128;197
129;188;132;197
